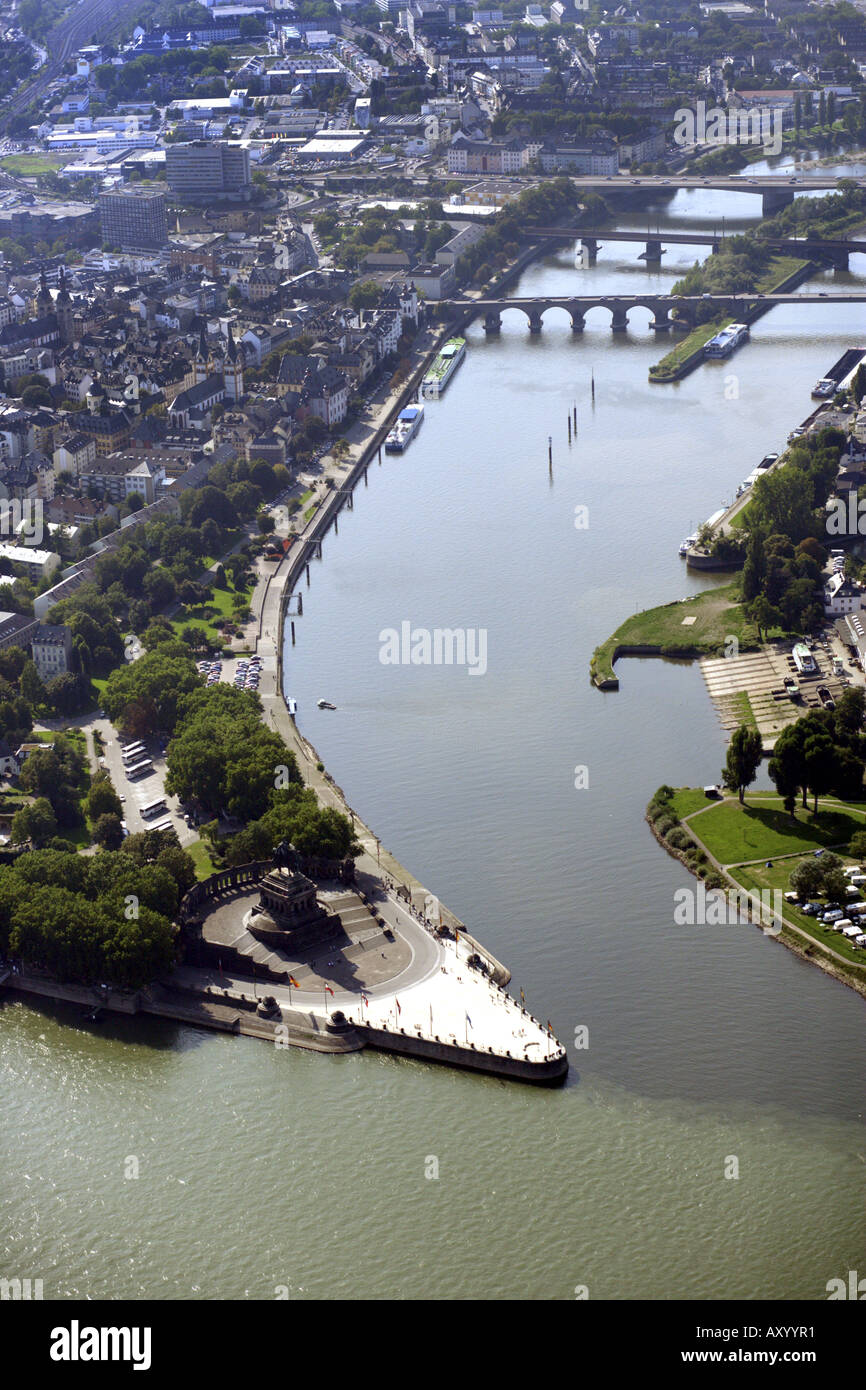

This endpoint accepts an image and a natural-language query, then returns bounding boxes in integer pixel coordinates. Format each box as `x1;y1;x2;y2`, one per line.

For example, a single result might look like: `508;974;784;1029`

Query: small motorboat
317;699;337;710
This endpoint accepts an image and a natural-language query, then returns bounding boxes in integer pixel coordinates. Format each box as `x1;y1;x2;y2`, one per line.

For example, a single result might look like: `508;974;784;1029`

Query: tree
768;727;803;817
12;798;58;847
746;595;782;641
789;858;825;899
200;517;223;558
804;727;836;813
722;724;762;803
823;867;849;903
86;774;122;822
20;660;46;710
849;830;866;859
93;813;124;851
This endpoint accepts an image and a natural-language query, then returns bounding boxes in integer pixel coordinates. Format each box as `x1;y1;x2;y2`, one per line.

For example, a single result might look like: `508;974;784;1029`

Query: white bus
126;759;154;779
149;818;174;833
140;798;167;820
122;742;147;762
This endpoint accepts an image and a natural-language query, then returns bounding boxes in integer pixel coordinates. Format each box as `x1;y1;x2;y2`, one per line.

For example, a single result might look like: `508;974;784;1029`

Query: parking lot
94;719;196;845
198;652;263;695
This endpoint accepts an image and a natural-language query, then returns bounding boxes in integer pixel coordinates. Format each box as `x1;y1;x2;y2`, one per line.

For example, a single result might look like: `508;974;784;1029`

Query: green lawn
33;728;87;755
591;583;756;687
669;788;719;819
684;796;866;864
649;317;726;379
728;690;757;730
170;581;253;647
0;153;66;176
187;838;220;881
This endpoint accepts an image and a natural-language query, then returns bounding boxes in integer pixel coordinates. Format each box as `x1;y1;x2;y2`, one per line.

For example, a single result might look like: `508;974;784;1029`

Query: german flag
288;975;300;988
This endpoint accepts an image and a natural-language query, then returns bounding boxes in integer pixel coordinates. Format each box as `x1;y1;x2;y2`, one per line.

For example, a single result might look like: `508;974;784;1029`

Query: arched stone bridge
440;291;866;335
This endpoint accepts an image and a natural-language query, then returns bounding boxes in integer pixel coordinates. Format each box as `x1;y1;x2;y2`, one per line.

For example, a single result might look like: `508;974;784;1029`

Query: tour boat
421;338;466;398
384;403;424;453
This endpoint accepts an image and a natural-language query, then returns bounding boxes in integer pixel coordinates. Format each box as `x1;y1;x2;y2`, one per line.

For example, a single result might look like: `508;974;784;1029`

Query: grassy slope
591;582;756;686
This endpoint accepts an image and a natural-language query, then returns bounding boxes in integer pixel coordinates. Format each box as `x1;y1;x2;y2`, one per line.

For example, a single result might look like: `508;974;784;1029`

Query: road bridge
533;227;866;270
440;291;866;335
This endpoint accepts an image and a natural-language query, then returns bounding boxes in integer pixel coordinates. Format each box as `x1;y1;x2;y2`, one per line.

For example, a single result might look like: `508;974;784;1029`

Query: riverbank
185;253;573;1080
645;786;866;999
649;255;814;383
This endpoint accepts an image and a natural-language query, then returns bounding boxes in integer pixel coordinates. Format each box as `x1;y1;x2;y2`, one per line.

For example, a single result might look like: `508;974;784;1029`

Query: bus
140;798;167;820
121;742;147;763
125;759;154;779
149;818;174;834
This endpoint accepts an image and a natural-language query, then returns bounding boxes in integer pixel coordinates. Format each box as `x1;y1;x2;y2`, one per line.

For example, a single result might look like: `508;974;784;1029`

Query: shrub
666;828;695;851
655;814;676;836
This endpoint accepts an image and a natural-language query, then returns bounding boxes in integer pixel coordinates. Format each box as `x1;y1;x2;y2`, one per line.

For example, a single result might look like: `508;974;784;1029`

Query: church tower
34;268;52;319
194;323;210;386
224;329;243;402
55;267;75;344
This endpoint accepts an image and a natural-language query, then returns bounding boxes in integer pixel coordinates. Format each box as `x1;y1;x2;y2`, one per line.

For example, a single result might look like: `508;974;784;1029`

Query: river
2;185;865;1301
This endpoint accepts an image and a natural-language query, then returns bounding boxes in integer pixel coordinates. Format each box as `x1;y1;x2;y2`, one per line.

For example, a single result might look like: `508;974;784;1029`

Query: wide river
3;175;866;1301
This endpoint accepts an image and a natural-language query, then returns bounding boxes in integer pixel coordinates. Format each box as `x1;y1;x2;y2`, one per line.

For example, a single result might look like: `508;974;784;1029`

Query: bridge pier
817;246;849;271
642;239;664;264
610;306;628;333
762;189;795;216
579;237;598;266
483;311;501;336
528;311;543;335
650;316;672;333
570;313;585;334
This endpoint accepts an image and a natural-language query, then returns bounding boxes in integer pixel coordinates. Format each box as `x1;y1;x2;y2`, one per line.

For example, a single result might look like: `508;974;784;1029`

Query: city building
0;544;61;582
165;141;252;202
31;623;73;683
99;187;168;251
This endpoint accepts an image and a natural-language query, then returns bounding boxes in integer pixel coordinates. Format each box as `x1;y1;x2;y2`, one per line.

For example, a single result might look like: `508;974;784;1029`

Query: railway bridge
532;227;866;271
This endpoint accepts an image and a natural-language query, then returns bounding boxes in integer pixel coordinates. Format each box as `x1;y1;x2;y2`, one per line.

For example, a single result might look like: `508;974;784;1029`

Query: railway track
1;0;141;129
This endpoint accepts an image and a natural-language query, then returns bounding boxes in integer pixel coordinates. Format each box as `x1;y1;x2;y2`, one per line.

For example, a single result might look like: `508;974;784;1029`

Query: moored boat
421;337;466;398
384;403;425;453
